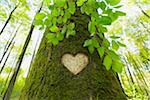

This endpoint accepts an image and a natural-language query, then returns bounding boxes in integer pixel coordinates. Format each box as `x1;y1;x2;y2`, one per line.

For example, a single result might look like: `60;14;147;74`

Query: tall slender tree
0;5;18;35
0;24;21;64
0;42;15;74
2;2;43;100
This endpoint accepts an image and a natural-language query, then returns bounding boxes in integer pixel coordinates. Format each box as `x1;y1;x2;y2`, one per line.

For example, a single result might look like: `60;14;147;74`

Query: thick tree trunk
20;8;127;100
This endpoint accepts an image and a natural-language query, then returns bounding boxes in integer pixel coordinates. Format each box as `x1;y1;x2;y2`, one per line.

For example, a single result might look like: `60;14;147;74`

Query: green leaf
52;7;59;17
106;0;121;6
35;13;46;20
48;5;54;10
60;10;64;16
51;38;59;46
84;38;99;48
102;39;110;47
52;17;57;25
92;38;99;48
88;21;96;35
81;4;88;14
91;12;99;20
55;0;66;7
57;16;63;24
97;24;107;33
97;47;104;58
46;33;55;40
77;0;87;6
108;50;120;61
56;32;64;41
98;16;112;25
88;46;95;54
46;33;59;45
34;20;43;26
44;17;52;26
45;0;53;6
103;9;118;22
112;61;123;73
84;39;92;47
68;1;76;14
112;40;119;50
50;25;59;32
96;2;106;10
63;11;71;23
103;55;112;70
68;23;75;29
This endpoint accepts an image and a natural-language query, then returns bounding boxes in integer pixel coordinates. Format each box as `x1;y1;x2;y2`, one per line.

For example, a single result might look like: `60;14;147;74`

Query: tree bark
20;8;127;100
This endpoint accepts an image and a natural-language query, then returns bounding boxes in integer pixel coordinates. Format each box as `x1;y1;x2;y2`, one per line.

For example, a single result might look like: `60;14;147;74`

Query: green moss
20;9;127;100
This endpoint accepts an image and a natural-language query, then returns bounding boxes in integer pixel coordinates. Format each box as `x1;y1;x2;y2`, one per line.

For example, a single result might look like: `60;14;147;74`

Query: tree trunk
0;5;18;35
20;8;127;100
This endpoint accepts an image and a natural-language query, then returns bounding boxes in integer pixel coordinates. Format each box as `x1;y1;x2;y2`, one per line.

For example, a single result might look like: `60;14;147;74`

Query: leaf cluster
34;0;126;73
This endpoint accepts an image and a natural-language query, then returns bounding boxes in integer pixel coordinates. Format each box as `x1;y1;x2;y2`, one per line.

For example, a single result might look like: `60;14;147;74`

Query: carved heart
61;53;89;75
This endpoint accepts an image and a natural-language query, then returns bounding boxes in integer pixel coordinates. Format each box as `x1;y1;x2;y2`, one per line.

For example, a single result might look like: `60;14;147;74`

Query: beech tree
19;0;127;99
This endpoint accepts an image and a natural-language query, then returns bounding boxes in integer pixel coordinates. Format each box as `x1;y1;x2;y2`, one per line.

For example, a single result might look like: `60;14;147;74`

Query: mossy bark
20;8;127;100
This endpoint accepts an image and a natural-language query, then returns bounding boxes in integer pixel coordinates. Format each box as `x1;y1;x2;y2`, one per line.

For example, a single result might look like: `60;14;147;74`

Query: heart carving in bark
61;53;89;75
